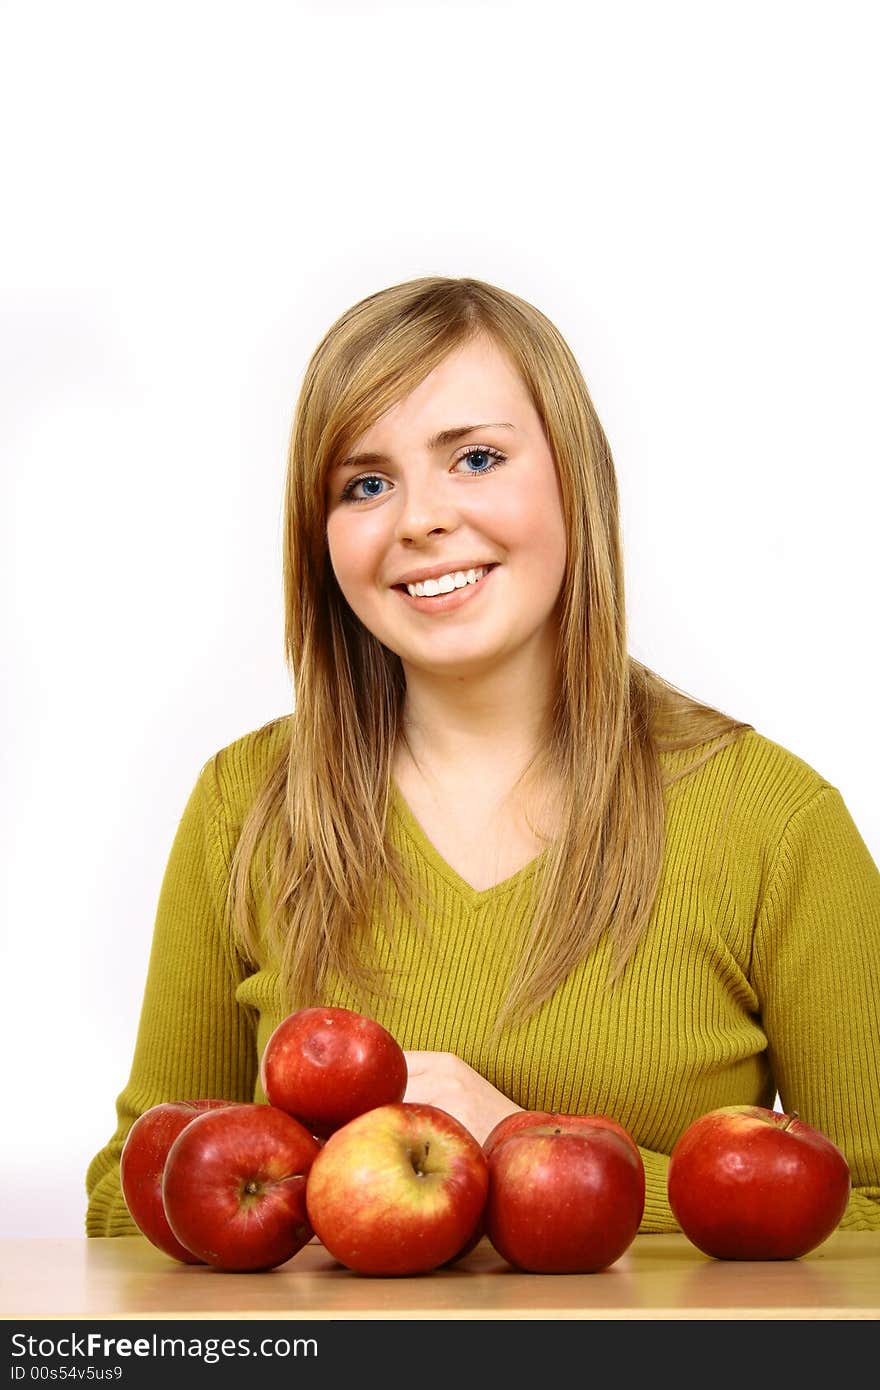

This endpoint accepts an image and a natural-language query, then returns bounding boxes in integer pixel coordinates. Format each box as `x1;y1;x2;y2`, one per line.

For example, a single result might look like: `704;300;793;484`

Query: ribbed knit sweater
85;717;880;1235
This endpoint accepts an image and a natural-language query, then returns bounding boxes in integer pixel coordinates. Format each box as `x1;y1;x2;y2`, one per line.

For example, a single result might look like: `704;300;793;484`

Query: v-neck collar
390;779;548;908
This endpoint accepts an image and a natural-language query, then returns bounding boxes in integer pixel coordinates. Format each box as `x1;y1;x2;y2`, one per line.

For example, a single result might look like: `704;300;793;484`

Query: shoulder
660;726;837;846
719;727;833;795
661;725;834;789
212;713;292;776
198;713;292;834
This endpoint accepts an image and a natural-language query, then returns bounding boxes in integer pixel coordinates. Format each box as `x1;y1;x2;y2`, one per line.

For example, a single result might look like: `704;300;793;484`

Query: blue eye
457;446;505;474
338;445;506;505
347;477;384;502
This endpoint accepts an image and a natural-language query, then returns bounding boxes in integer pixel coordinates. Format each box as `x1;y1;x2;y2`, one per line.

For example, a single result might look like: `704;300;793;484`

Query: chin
401;639;512;676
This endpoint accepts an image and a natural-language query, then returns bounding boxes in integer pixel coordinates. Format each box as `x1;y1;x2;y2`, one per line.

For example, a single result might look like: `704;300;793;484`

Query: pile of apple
120;1005;850;1277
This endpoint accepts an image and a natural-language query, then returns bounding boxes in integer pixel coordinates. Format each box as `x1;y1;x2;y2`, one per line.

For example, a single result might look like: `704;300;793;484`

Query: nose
392;472;460;545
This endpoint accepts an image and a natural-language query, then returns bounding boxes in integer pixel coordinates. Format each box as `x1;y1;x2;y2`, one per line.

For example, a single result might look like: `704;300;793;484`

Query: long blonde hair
227;276;752;1034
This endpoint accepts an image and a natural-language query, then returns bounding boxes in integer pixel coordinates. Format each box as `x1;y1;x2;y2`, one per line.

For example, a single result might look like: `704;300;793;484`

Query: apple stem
408;1142;430;1177
780;1111;800;1131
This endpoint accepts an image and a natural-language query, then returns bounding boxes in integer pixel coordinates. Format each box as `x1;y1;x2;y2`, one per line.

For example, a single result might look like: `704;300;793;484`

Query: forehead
351;335;530;450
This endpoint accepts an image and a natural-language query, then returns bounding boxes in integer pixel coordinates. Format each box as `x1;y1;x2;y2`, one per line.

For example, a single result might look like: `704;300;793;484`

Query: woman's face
324;333;568;681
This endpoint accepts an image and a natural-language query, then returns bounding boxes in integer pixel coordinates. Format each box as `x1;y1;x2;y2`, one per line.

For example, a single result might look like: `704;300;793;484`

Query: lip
392;561;499;587
394;564;499;615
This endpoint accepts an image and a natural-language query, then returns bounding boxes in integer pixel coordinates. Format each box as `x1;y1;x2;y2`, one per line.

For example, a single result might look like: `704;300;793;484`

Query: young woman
86;276;880;1235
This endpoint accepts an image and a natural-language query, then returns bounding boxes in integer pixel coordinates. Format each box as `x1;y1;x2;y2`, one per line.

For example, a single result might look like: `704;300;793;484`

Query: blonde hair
227;276;752;1035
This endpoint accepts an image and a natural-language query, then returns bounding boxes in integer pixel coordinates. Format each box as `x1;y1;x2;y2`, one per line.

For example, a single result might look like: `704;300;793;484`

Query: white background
2;0;877;1238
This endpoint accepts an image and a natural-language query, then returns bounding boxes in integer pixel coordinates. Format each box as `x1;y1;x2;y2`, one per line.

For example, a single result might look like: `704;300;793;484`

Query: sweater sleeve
84;757;257;1235
751;785;880;1229
636;1149;675;1232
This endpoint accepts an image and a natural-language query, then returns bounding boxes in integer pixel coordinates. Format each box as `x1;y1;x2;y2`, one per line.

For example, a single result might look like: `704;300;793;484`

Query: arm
85;758;257;1235
751;785;880;1228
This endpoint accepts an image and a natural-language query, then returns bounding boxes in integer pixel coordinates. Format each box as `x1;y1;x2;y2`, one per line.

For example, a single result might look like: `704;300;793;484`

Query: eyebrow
334;422;516;471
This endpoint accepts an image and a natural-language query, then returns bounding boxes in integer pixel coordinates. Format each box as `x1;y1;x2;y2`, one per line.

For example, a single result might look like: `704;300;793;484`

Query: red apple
120;1099;233;1263
259;1006;408;1138
667;1104;851;1260
484;1109;640;1162
161;1102;322;1271
440;1213;486;1266
305;1102;489;1275
486;1121;646;1273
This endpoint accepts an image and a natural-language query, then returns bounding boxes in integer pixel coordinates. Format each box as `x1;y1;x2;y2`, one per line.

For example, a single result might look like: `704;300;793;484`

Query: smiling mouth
393;563;499;612
394;564;498;597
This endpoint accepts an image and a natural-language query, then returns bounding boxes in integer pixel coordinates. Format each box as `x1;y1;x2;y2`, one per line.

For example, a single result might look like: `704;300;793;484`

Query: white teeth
406;566;488;598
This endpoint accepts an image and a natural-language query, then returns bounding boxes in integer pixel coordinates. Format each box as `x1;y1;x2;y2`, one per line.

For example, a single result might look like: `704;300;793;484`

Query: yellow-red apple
305;1102;488;1275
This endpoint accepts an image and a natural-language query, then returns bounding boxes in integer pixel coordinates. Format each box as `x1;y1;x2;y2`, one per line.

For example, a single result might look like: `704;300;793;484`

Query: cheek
325;518;392;624
493;490;566;569
531;475;568;567
325;515;373;588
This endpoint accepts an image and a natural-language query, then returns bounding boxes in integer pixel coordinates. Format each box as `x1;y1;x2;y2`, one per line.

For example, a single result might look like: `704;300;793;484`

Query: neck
396;641;559;790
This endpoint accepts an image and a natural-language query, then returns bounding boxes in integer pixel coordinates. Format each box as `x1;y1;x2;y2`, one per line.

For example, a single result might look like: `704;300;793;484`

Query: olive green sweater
86;718;880;1235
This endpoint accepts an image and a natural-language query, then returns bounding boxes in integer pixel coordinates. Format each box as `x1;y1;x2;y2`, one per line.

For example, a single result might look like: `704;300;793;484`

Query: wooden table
1;1231;878;1320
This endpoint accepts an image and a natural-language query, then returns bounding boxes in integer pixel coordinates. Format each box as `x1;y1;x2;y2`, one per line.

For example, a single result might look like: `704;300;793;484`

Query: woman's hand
402;1050;523;1146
